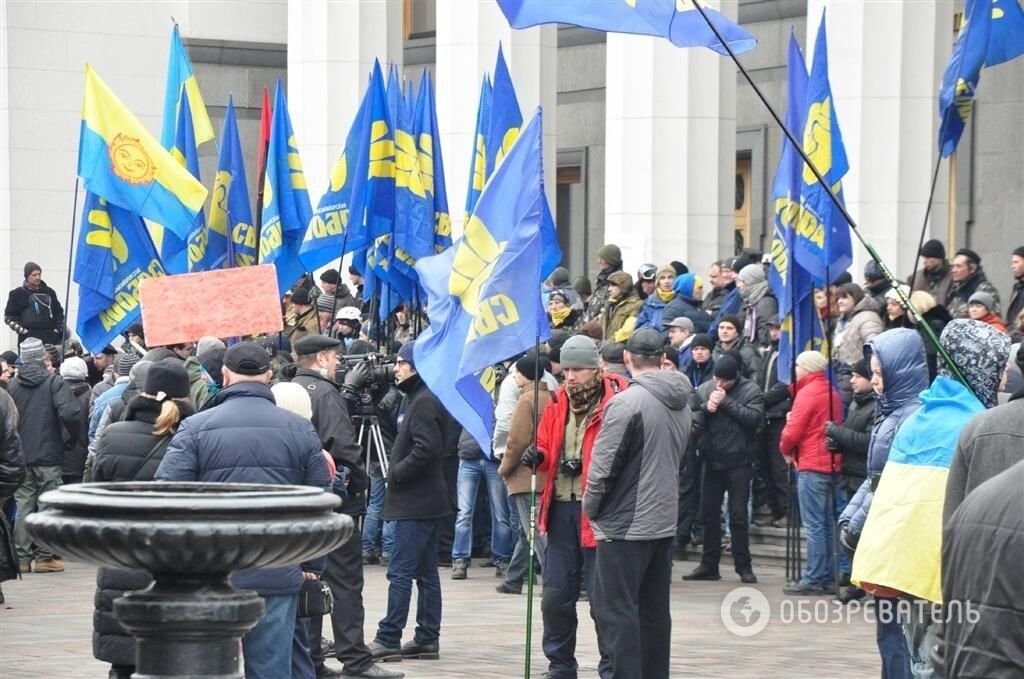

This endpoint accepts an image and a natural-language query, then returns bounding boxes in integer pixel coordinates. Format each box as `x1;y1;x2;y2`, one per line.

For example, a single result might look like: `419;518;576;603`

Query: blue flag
465;75;492;220
496;0;757;56
161;24;214;149
74;193;166;354
211;96;257;267
415;109;560;454
795;11;852;285
487;45;523;178
175;91;224;272
393;74;435;281
778;292;828;385
987;0;1024;66
938;0;993;157
261;80;312;294
415;72;453;257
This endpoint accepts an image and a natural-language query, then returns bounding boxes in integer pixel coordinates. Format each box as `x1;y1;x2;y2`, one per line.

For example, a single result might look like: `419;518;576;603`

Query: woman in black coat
90;362;193;679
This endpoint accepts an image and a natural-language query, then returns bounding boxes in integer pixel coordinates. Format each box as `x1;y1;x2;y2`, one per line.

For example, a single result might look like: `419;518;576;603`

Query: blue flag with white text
496;0;757;55
74;193;165;353
415;110;560;454
261;80;312;294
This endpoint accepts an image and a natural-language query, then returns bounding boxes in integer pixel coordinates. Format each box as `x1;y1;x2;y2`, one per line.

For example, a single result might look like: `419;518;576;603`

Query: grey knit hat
738;263;766;286
559;335;600;369
19;337;46;364
116;350;141;376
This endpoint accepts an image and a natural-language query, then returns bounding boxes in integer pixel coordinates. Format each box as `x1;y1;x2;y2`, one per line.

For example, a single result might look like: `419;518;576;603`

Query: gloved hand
825;435;840;452
823;421;841;440
839;523;858;557
520;447;544;468
344;361;370;391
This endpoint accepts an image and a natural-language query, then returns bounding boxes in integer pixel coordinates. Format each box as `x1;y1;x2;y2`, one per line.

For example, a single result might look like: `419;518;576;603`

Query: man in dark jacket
1007;245;1024;340
946;248;1001;319
586;243;624;322
155;341;331;679
58;357;92;484
4;262;64;347
907;239;953;308
712;315;762;378
370;340;451;662
825;360;875;497
683;355;764;583
584;329;692;678
8;337;81;573
755;319;791;526
933;460;1024;677
291;335;401;679
864;259;893;312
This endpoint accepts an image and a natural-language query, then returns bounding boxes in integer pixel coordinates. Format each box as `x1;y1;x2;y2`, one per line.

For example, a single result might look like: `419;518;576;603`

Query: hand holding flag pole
688;3;970;390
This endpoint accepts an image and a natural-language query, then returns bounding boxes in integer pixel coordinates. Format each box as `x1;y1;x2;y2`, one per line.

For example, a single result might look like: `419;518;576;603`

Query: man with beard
4;262;64;347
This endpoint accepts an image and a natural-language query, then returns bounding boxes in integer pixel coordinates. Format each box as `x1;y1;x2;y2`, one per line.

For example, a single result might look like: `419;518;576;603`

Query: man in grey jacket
584;329;692;679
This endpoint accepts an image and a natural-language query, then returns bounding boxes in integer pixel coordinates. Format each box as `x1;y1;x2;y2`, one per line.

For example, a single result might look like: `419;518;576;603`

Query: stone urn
28;482;353;679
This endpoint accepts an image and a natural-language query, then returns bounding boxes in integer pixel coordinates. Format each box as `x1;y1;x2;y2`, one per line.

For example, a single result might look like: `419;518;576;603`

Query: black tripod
355;411;390;480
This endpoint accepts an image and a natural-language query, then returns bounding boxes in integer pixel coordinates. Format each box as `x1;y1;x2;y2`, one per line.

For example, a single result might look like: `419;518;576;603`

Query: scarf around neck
567;372;603;414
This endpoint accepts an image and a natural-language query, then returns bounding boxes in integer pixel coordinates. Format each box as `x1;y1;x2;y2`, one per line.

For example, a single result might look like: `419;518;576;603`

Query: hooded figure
662;274;711;336
737;264;777;347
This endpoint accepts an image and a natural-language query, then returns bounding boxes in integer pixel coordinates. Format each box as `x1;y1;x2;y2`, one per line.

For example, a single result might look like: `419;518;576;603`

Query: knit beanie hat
713;355;739;380
1015;245;1024;259
608;271;633;290
597;244;623;269
738;263;766;286
580;321;603;341
560;335;600;369
851;359;871;379
144;361;191;400
920;239;945;259
316;294;337;313
573;275;593;296
19;337;46;364
319;269;341;285
670;261;689;276
129;360;153;388
516;351;551;382
968;291;996;312
795;351;829;373
272;382;313;420
656;264;676;281
719;314;743;333
397;340;417;370
59;356;88;380
691;333;715;351
116;350;141;376
547;267;571;288
23;261;41;279
864;259;884;281
196;336;226;356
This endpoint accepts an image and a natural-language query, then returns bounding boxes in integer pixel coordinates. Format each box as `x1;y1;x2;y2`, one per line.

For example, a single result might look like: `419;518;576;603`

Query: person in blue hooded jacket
635;265;679;335
156;342;331;679
838;328;929;679
662;273;711;337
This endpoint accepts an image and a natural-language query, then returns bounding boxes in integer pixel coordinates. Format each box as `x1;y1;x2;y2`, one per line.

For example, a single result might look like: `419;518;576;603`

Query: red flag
256;86;272;181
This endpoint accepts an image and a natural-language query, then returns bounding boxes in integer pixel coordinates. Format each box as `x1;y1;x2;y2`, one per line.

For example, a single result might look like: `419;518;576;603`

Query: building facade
2;0;1021;351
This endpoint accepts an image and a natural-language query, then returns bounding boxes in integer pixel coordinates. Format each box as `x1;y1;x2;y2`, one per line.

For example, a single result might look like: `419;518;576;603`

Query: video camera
337;352;397;417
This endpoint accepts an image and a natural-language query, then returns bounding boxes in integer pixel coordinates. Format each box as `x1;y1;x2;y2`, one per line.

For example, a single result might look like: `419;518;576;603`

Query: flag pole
908;154;945;293
690;3;971;390
60;178;82;352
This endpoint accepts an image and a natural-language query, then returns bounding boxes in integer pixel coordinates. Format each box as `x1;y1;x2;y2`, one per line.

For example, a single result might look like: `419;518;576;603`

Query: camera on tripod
337;352;397;416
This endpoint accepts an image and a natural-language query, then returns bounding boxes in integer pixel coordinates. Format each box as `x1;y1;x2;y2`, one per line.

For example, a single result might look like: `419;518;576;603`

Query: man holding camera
524;335;628;679
291;336;401;679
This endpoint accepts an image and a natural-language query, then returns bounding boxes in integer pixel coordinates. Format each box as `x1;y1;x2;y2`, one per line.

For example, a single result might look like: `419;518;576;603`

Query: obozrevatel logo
720;587;771;637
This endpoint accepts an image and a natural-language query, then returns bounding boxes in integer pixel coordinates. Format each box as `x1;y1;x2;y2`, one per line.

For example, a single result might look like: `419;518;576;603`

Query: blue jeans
375;519;443;647
876;597;913;679
362;469;394;557
452;458;511;561
797;471;850;587
293;617;316;678
243;594;297;679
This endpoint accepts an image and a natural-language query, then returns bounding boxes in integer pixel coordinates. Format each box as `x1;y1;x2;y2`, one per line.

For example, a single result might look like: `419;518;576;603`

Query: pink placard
139;265;283;346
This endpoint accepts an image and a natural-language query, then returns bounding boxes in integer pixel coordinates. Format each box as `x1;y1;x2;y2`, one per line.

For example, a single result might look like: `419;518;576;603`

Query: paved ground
0;558;879;678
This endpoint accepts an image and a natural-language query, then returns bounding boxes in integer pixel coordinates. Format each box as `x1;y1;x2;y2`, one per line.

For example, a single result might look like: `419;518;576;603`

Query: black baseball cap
625;328;665;357
224;342;271;376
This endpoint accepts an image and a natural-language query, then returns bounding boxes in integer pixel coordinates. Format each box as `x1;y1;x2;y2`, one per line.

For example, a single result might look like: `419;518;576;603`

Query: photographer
291;336;400;679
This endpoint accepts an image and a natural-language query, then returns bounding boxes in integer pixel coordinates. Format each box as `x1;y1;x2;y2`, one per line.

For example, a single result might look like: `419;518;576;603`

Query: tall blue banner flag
74;193;165;353
487;45;524;179
415;72;453;256
260;79;312;294
415;109;560;454
794;11;852;285
496;0;757;55
986;0;1024;66
464;75;492;220
210;96;257;267
938;0;993;157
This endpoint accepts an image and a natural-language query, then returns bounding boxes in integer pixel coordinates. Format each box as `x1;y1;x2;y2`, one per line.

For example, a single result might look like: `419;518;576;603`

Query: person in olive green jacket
601;271;645;342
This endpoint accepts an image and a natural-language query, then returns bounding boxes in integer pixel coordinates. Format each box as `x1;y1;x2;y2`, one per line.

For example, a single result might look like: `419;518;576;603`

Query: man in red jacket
779;351;848;596
520;335;627;679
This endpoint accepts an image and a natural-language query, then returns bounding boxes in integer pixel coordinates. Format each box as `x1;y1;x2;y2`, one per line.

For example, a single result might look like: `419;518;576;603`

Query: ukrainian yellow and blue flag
210;96;257;267
414;71;453;256
497;0;756;55
260;80;312;294
853;376;985;602
464;74;492;221
986;0;1024;66
78;65;208;241
161;24;214;150
301;76;373;271
414;109;561;454
794;11;852;285
487;45;523;178
938;0;993;158
74;192;166;354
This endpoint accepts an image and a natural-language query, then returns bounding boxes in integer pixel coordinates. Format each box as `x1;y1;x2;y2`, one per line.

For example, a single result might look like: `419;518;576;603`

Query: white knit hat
272;382;312;420
59;356;88;380
795;350;829;373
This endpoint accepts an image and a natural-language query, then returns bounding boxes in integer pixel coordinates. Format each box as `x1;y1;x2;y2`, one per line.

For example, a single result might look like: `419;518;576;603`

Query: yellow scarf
657;288;676;302
550;306;572;326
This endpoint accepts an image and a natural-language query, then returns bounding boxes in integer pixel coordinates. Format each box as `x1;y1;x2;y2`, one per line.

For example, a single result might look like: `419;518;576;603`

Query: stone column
806;0;953;279
287;0;403;210
435;2;556;237
603;9;738;276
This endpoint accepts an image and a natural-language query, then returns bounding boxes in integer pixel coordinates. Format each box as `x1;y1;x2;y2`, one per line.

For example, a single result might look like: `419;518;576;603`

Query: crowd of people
1;241;1023;678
